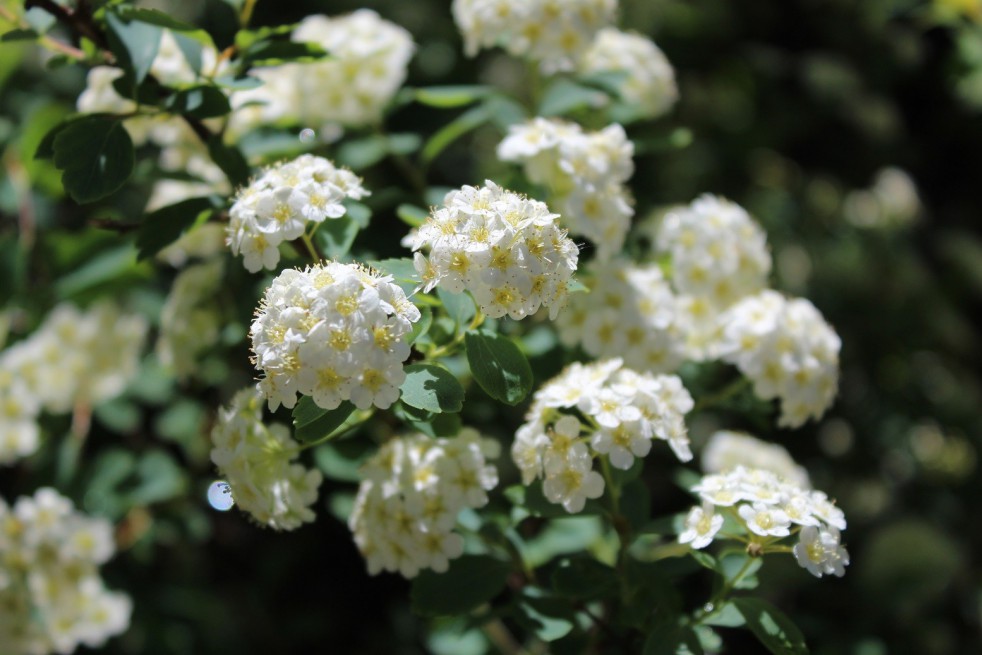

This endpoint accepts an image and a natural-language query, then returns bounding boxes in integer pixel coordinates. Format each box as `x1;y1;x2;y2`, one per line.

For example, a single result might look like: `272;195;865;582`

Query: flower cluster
497;118;634;260
407;181;579;319
843;166;920;229
227;155;369;272
679;466;849;578
0;302;147;464
349;430;499;578
556;260;686;373
229;10;414;134
250;262;421;412
717;291;841;428
0;489;131;653
210;388;323;531
156;259;225;379
452;0;617;72
513;359;693;513
702;430;810;488
579;28;678;120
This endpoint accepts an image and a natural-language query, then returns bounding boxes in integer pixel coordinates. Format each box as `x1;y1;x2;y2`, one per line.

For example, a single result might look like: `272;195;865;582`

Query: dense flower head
513;359;693;513
679;466;849;578
3;302;148;414
349;430;499;578
227;155;369;272
579;28;678;119
702;430;811;488
0;488;131;654
717;291;840;428
556;260;686;373
229;10;414;134
156;259;226;380
452;0;618;72
407;181;579;319
210;387;323;531
497;118;634;261
250;262;421;412
657;194;772;309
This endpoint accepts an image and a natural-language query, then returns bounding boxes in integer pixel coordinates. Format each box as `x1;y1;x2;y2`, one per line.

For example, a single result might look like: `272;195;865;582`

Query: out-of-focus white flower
0;489;131;653
557;260;687;372
717;291;840;428
349;429;498;578
678;502;724;549
210;388;323;530
680;465;849;577
157;259;226;379
409;181;579;320
498;118;634;261
229;10;414;135
702;430;810;487
452;0;617;73
227;154;369;272
250;261;420;412
513;358;693;513
156;222;228;268
579;28;678;119
843;167;920;229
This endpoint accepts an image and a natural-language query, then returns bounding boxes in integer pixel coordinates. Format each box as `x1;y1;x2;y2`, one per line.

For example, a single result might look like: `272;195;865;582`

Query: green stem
691;556;757;625
426;308;484;359
239;0;260;27
301;233;322;262
693;377;751;412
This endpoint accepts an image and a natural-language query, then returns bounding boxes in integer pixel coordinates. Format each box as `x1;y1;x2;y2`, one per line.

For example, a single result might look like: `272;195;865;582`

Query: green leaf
409;306;433;345
166;85;231;119
516;588;575;642
421;103;491;164
313;441;373;483
539;79;607;117
1;29;39;42
400;364;464;413
292;397;357;443
106;10;163;84
731;597;809;655
701;602;746;628
54;244;147;300
51;116;134;203
136;196;219;260
642;614;683;655
129;450;188;506
437;288;476;332
207;136;251;188
414;85;492;108
464;329;533;405
396;203;428;228
410;555;510;616
240;39;327;69
315;215;359;260
551;557;617;599
394;402;463;438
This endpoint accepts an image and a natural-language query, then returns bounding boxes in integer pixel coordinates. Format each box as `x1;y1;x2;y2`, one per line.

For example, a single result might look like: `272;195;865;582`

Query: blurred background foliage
1;0;981;653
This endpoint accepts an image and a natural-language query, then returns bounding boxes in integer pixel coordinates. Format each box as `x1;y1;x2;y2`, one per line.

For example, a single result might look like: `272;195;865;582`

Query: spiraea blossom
579;28;678;119
0;302;147;415
452;0;617;73
349;430;499;578
716;291;840;428
156;259;225;379
229;10;414;134
513;359;694;513
210;388;323;531
0;489;131;654
226;155;369;272
0;371;40;465
702;430;811;488
497;118;634;261
407;181;579;319
556;260;686;373
679;465;849;578
250;261;421;412
653;194;772;359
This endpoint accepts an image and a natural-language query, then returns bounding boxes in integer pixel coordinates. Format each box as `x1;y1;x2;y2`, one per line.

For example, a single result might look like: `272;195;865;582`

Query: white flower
579;28;678;119
498;118;634;260
793;526;849;577
738;501;792;537
678;503;724;549
227;154;369;272
410;181;578;319
349;429;498;578
702;430;810;488
156;259;226;380
452;0;617;72
211;387;323;530
229;10;414;135
542;446;605;513
0;489;131;653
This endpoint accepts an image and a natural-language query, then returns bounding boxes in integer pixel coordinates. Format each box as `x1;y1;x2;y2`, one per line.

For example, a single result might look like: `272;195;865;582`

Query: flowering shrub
4;0;976;653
